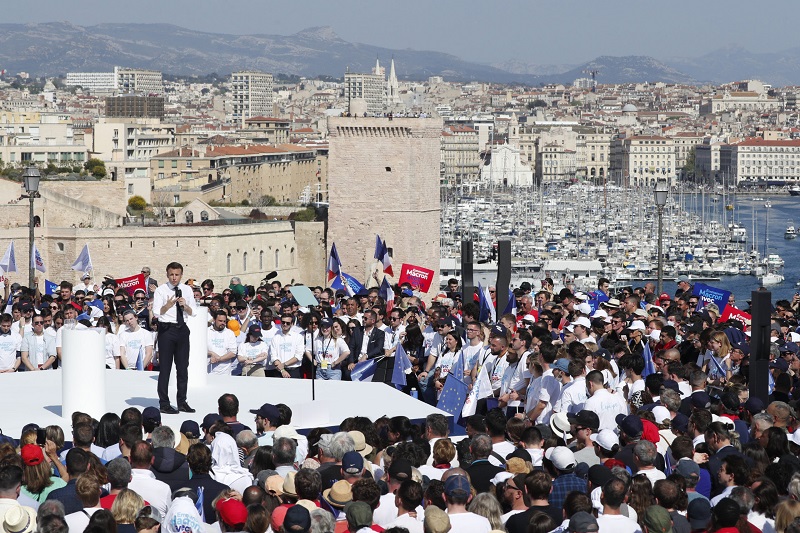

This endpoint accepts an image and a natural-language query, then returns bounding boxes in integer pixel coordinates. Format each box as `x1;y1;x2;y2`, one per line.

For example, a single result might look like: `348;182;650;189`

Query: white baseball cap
576;303;592;315
629;320;646;331
591;309;608;319
589;429;619;452
649;330;661;342
573;317;592;329
544;446;576;470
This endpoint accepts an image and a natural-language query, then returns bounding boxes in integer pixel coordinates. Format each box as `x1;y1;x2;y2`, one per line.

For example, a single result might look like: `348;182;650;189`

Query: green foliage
84;158;106;178
128;195;147;211
527;99;548;109
291;207;317;222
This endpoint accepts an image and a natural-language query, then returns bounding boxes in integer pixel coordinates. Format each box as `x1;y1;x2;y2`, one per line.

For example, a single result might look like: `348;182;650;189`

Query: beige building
327;116;442;290
695;140;722;182
229;71;274;124
723;137;800;183
536;142;576;184
115;67;164;95
701;91;779;114
0;111;87;166
670;131;705;177
441;124;480;185
91;118;176;186
344;72;386;115
610;135;677;186
149;143;327;205
240;116;290;145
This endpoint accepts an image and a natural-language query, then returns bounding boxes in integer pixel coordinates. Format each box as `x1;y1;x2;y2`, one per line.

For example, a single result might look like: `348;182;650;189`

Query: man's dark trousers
158;322;190;407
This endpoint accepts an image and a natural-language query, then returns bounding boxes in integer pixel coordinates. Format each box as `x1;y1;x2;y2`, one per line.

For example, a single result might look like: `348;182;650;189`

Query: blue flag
392;344;412;389
437;373;469;418
351;358;379;382
330;272;365;297
642;341;656;378
768;371;775;395
477;282;492;323
502;288;516;316
44;279;59;295
379;276;394;302
450;350;465;383
196;486;205;522
136;346;145;371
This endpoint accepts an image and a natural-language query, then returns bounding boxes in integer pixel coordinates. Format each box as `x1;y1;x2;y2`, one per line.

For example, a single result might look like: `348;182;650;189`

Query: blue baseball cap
553;358;570;373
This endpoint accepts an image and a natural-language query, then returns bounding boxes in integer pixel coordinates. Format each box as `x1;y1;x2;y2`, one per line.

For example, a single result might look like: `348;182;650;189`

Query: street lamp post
23;167;41;290
654;179;669;296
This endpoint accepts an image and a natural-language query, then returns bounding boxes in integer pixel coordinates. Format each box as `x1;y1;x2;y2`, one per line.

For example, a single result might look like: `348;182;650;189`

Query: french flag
374;235;393;277
327;243;342;282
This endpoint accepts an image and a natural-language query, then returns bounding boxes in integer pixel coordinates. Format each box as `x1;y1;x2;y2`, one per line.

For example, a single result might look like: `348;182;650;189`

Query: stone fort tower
327;116;443;291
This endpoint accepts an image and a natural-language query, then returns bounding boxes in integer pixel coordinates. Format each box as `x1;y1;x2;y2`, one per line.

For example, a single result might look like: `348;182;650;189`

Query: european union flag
450;351;465;383
437;373;468;418
642;340;656;378
330;272;365;297
391;343;412;389
44;279;59;296
351;357;379;382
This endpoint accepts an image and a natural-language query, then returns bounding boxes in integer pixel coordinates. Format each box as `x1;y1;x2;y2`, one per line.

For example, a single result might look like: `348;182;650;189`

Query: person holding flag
423;331;462;404
119;309;154;371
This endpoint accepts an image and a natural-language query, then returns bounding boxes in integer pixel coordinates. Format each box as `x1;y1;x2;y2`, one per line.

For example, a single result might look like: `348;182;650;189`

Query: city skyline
6;0;799;67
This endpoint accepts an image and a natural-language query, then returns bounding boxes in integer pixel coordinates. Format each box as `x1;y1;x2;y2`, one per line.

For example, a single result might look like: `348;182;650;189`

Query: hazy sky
7;0;797;66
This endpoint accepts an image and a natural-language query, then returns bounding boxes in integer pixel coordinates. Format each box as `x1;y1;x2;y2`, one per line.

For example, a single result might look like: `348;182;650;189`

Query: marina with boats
440;183;800;297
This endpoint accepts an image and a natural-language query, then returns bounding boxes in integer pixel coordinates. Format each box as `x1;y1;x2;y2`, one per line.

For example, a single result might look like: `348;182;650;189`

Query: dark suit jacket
708;445;747;497
180;473;230;523
46;479;82;515
347;327;387;381
466;459;503;494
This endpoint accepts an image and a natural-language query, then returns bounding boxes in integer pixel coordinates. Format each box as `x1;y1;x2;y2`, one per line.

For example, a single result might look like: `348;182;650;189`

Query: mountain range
1;22;800;86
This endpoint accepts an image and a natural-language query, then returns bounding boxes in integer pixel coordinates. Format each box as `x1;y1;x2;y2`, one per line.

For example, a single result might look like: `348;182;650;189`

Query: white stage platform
0;370;450;438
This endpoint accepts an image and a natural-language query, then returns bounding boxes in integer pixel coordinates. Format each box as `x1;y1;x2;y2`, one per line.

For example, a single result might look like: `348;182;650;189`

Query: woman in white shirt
309;318;350;380
237;324;269;377
96;317;120;369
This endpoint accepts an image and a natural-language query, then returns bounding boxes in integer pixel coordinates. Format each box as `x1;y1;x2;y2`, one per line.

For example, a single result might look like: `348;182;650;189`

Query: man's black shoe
160;405;179;415
179;403;196;413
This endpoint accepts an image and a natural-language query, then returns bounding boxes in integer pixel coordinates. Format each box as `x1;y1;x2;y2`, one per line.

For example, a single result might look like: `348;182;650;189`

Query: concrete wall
0;177;126;229
327;117;442;293
0;221;313;290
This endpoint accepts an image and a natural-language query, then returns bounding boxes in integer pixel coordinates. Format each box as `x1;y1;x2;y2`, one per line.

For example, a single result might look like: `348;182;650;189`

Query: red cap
658;293;671;302
215;498;248;526
20;444;44;466
641;419;660;444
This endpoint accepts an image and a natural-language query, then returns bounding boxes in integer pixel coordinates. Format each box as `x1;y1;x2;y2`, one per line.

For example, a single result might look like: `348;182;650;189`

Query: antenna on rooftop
583;69;599;92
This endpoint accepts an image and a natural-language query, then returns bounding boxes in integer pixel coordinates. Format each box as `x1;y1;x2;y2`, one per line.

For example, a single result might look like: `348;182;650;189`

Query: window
172;160;178;168
159;160;164;168
186;160;192;168
243;252;248;272
173;195;180;204
127;184;133;194
275;249;280;268
200;210;209;222
226;253;231;274
185;211;193;223
158;173;164;179
259;251;264;270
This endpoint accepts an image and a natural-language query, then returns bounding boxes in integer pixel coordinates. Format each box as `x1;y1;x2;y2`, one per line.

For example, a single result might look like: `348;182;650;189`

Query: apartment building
610;135;677;186
723;137;800;183
229;71;274;124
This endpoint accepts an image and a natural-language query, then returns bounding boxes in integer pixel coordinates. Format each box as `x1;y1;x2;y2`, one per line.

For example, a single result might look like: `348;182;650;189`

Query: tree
128;195;147;211
527;99;548;109
84;158;106;178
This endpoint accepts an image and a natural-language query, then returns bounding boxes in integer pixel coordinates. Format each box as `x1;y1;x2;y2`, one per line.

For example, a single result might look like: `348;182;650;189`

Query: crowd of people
2;267;800;533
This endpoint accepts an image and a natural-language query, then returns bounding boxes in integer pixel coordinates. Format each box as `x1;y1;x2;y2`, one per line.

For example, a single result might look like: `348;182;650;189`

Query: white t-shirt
104;332;120;368
55;322;88;349
207;326;238;375
537;369;562;424
118;327;154;370
489;440;517;467
596;513;642;533
500;359;529;407
312;336;349;366
554;375;588;414
585;388;629;432
269;330;304;369
446;511;491;533
0;331;22;370
21;333;55;367
433;350;460;376
636;468;667;485
488;353;509;392
385;513;423;533
237;340;268;366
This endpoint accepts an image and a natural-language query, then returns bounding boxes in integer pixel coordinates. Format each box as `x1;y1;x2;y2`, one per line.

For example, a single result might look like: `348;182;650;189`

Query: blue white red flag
327;243;342;282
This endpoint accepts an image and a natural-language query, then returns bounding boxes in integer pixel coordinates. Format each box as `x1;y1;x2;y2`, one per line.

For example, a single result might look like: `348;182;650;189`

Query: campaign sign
398;263;435;293
116;274;147;297
719;305;751;325
692;283;731;311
